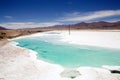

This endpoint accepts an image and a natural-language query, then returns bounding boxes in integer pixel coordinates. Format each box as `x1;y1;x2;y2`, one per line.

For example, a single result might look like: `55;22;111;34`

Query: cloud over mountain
59;10;120;22
0;22;60;29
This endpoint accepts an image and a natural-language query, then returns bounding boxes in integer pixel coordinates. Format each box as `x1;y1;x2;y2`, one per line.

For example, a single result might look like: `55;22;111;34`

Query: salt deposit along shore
0;30;120;80
60;30;120;49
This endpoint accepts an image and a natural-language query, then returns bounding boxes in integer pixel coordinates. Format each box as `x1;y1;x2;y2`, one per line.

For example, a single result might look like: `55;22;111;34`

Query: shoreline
11;30;120;67
11;30;120;49
0;30;120;80
1;40;120;80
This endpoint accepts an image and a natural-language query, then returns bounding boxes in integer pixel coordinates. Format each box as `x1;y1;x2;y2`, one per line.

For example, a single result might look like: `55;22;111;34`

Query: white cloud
0;22;60;29
4;16;13;19
104;19;120;22
59;10;120;21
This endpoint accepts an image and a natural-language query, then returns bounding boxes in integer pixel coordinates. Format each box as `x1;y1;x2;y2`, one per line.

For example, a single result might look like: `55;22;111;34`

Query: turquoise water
15;37;120;68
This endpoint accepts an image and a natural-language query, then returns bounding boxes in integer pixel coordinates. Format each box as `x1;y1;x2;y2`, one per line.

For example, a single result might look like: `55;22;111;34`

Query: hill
0;26;8;30
48;21;120;30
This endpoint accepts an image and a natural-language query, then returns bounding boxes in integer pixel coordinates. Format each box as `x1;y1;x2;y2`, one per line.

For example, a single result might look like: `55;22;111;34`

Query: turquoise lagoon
14;34;120;68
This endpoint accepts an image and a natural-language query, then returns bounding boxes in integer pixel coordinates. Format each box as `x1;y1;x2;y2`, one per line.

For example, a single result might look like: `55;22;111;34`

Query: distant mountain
1;21;120;39
12;21;120;30
0;26;8;30
47;21;120;30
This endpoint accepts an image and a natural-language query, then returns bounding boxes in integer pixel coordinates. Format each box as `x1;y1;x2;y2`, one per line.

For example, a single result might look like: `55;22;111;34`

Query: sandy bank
0;39;9;47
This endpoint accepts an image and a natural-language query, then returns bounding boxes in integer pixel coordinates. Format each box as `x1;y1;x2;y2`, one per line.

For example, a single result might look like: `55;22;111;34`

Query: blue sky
0;0;120;29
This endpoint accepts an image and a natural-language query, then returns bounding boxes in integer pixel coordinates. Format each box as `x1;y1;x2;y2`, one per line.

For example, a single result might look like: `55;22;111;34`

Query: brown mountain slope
0;26;8;30
48;21;120;30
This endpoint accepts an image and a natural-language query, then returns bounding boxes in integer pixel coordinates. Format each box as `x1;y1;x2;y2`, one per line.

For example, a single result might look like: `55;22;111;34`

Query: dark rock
111;70;120;74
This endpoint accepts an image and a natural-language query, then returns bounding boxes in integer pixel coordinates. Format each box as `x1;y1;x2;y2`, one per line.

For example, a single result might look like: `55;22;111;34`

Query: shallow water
14;34;120;68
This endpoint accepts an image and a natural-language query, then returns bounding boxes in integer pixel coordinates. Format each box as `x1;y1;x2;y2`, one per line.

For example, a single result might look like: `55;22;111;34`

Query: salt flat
60;30;120;49
0;30;120;80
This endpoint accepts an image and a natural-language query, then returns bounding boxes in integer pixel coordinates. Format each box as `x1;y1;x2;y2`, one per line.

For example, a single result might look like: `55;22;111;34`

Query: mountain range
0;26;8;30
0;21;120;30
0;21;120;39
48;21;120;30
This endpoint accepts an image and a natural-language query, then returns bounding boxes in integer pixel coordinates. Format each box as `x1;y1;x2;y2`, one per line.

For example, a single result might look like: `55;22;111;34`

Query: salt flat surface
59;31;120;49
0;42;64;80
1;30;120;80
0;42;120;80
